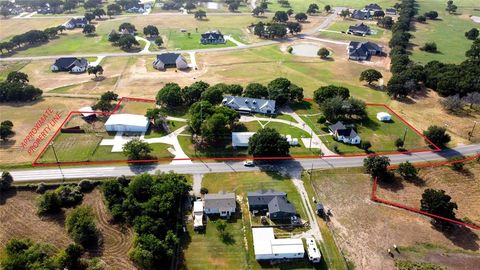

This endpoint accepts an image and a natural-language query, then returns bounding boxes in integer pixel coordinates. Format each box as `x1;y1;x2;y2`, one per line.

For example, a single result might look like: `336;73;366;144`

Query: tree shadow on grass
437;223;480;251
376;176;405;192
0;189;17;205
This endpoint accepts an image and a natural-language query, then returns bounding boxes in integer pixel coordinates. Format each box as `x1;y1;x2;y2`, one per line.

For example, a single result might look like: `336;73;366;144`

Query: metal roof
105;114;149;128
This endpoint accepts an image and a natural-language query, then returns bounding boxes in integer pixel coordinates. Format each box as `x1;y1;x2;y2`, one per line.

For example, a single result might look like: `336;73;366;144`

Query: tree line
102;173;191;269
386;0;480;101
0;71;43;102
0;25;66;55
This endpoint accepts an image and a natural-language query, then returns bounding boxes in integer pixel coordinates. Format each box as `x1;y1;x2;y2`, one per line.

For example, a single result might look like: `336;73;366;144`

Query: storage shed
252;227;304;260
232;132;255;147
104;114;150;133
376;112;392;122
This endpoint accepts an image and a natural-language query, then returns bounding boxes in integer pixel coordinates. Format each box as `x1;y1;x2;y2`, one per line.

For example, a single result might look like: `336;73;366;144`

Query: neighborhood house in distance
51;57;88;73
153;53;189;70
348;41;383;61
222;96;276;115
201;30;226;44
64;17;88;29
247;189;297;222
347;23;371;36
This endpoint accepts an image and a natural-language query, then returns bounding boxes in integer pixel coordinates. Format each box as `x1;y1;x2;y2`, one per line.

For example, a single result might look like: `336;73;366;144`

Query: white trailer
193;201;204;230
306;237;321;263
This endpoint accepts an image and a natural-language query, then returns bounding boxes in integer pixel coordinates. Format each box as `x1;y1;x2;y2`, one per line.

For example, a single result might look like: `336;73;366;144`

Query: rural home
125;3;145;13
193;201;204;230
329;121;361;145
64;17;88;29
232;132;255;148
306;237;321;263
104;114;150;133
252;227;305;260
376;112;392;122
204;191;236;218
247;189;297;221
364;3;383;12
222;96;276;115
351;10;371;20
153;53;189;70
200;30;226;44
385;8;397;15
51;57;88;73
348;41;383;60
347;23;371;36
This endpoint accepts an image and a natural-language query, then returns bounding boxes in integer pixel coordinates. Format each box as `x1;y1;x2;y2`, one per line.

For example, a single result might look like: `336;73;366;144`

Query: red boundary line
32;97;442;166
371;154;480;230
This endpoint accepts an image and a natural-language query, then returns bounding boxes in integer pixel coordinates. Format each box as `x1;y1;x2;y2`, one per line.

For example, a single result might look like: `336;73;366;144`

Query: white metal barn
104;114;150;133
306;237;321;263
376;112;392;122
252;227;305;260
232;132;255;147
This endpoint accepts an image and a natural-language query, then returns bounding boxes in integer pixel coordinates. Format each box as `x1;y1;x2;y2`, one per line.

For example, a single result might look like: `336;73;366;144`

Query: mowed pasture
0;188;136;269
309;167;480;270
266;0;398;13
410;0;480;64
0;18;68;41
377;161;480;225
0;97;95;167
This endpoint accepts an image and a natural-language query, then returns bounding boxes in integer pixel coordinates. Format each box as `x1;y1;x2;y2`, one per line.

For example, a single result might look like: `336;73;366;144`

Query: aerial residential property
200;30;226;44
51;57;88;73
1;0;479;269
222;96;277;114
153;53;189;70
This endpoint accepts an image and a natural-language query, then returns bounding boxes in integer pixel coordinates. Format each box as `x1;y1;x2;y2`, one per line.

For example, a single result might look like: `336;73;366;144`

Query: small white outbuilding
252;227;305;260
104;114;150;133
232;132;255;147
376;112;392;122
306;237;321;263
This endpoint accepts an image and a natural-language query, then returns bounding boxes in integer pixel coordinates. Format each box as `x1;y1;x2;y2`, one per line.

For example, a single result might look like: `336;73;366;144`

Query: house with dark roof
200;30;226;45
222;96;276;115
152;53;189;70
51;57;88;73
204;191;236;218
364;3;383;12
347;23;371;36
247;190;297;221
348;41;383;60
64;17;88;29
351;10;371;20
125;3;145;13
329;121;361;145
385;8;397;15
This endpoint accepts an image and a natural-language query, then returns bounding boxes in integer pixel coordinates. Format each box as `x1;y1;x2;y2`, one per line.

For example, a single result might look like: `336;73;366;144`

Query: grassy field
0;18;68;41
0;61;30;80
318;106;430;154
308;167;480;269
266;0;398;12
410;0;480;64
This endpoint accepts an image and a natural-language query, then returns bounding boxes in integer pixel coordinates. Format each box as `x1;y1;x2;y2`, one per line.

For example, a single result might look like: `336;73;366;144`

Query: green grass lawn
410;0;479;64
0;61;29;81
266;0;398;12
37;132;173;163
210;45;390;101
318;106;429;154
164;30;236;50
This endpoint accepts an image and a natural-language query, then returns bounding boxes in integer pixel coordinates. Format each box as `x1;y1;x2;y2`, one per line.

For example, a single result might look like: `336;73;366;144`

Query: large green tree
313;85;350;104
243;83;268;98
156;83;183;108
122;139;153;160
248;128;290;157
65;206;99;247
359;69;383;85
421;189;457;223
423;125;451;148
363;156;391;180
0;171;13;191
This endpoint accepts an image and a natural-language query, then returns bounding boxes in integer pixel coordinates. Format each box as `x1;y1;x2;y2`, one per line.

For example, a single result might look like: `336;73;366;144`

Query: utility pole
51;142;65;184
402;127;407;143
469;121;477;141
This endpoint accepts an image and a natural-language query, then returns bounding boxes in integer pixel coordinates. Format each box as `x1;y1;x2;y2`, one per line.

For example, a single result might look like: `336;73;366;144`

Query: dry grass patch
0;97;95;166
0;18;68;40
310;168;480;270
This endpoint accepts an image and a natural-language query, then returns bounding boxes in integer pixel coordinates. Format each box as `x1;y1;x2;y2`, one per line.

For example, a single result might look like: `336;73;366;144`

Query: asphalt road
10;144;480;182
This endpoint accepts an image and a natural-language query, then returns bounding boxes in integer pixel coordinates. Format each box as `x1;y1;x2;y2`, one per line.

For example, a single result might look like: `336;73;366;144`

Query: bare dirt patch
310;168;480;270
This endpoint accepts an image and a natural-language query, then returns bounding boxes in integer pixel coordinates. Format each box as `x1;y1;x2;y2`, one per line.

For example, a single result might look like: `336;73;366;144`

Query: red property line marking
32;97;441;166
371;154;480;230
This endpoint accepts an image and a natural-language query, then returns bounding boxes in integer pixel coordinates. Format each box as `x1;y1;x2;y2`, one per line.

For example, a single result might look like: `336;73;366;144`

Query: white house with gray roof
204;191;236;218
222;96;276;115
